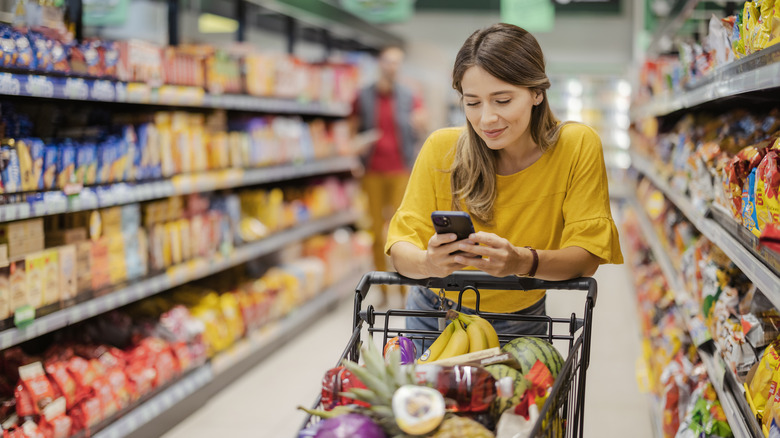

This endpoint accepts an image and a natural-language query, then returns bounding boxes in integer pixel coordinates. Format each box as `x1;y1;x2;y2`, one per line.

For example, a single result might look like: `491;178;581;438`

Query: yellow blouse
385;124;623;313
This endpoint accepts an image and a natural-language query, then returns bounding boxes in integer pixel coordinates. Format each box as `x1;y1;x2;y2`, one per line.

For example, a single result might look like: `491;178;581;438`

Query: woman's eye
496;99;510;105
465;102;480;107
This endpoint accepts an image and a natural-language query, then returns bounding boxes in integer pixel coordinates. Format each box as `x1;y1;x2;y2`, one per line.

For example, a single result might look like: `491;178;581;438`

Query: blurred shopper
385;24;623;354
353;45;428;306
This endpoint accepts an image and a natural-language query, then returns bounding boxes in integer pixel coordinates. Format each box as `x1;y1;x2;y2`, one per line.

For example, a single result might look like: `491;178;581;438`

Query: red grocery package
4;428;27;438
14;382;36;418
17;363;56;415
69;397;102;432
105;368;135;408
20;421;44;438
760;224;780;254
38;398;71;438
43;362;77;409
124;363;155;397
513;361;555;420
92;377;119;419
170;342;192;372
66;357;98;391
321;366;368;410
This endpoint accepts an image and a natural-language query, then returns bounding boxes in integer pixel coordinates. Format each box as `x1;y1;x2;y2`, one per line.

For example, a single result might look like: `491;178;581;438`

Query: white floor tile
162;263;654;438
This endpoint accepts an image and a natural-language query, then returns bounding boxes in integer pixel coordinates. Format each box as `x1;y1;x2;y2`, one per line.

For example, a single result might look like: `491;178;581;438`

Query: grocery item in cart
502;336;563;378
383;336;416;365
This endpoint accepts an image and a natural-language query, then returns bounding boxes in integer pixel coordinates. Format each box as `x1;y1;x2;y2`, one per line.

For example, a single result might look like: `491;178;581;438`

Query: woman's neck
496;134;542;175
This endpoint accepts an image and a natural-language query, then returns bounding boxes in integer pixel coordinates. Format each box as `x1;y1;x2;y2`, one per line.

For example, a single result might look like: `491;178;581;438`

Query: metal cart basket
301;271;597;438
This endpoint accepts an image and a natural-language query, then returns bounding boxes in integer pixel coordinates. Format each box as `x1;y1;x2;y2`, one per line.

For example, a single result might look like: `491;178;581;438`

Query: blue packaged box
42;144;58;190
57;141;76;189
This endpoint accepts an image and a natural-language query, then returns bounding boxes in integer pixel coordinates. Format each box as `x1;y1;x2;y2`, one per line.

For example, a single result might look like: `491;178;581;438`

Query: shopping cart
300;271;597;438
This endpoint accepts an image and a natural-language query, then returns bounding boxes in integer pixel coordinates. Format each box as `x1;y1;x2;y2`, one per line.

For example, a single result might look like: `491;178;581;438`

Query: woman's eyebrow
463;91;515;98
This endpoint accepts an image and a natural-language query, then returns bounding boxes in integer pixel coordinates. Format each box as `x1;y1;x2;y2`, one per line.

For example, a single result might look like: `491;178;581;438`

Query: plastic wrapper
760;223;780;253
743;167;761;237
757;149;780;230
674;382;733;438
16;362;56;415
321;366;369;410
750;340;780;414
661;356;694;438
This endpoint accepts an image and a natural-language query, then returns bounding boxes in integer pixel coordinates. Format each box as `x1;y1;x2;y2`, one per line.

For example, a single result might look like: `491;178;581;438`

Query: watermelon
501;337;564;378
485;364;529;420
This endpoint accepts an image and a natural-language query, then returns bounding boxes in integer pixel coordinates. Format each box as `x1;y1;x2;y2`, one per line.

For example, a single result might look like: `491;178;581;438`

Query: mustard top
385;124;623;313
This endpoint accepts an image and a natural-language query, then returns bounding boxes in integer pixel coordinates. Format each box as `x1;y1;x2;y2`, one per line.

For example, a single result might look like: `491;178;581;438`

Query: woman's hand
453;231;530;277
424;233;475;277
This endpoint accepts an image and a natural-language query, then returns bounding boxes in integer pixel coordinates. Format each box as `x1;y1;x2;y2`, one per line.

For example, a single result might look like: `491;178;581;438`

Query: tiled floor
162;263;652;438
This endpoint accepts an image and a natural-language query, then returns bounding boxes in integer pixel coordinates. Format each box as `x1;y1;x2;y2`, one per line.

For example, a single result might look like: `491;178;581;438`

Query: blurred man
353;45;427;305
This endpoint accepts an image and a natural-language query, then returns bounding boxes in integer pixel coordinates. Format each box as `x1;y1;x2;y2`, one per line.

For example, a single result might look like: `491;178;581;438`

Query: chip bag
757;149;780;230
750;341;780;414
743;167;761;237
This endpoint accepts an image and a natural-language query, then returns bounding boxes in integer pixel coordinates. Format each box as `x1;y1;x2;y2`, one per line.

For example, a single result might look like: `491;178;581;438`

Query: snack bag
100;41;119;79
743;167;761;237
17;362;56;415
42;144;57;190
44;361;78;408
18;138;44;192
38;397;72;438
30;32;53;72
1;143;21;193
57;141;76;189
750;341;780;414
0;26;16;67
752;0;776;53
13;32;33;70
51;40;69;74
757;150;780;230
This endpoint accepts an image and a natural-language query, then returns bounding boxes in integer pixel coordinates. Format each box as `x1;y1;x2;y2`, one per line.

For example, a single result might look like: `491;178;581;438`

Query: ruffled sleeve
559;125;624;265
560;217;623;264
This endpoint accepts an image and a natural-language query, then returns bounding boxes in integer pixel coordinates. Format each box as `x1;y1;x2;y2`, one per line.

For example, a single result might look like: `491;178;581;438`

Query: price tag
0;73;21;95
126;83;151;103
91;80;116;101
14;305;35;328
115;82;127;102
6;204;18;221
64;78;89;100
17;203;30;219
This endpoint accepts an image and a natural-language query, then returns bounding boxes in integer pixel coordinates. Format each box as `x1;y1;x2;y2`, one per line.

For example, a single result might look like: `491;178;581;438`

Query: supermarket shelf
633;43;780;119
0;156;360;223
646;0;700;57
94;267;364;438
629;195;754;437
0;72;351;116
631;151;780;308
0;210;359;350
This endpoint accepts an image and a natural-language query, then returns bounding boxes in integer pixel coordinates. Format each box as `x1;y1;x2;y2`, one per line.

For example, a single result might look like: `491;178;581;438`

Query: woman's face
461;66;539;151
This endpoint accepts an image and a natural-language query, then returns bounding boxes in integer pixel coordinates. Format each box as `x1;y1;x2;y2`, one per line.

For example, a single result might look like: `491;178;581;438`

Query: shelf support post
285;15;297;55
236;0;247;42
168;0;179;46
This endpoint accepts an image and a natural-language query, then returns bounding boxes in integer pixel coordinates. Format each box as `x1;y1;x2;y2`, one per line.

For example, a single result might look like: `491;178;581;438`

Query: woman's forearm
389;241;431;279
531;246;600;281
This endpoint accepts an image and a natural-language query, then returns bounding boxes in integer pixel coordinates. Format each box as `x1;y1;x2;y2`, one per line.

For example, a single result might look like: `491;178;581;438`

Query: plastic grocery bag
495;404;538;438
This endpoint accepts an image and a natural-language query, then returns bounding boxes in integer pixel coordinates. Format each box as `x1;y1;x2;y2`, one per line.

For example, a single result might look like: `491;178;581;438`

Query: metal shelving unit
633;43;780;120
631;151;780;308
0;210;358;350
0;72;351;116
629;195;754;437
92;267;364;438
0;156;359;222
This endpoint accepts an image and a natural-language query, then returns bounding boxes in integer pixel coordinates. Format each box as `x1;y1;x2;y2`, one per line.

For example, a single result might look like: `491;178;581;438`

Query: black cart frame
301;271;597;438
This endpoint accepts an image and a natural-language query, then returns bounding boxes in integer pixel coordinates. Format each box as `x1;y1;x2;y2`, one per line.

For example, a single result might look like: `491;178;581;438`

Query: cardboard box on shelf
58;245;77;301
0;264;10;319
45;228;88;247
91;238;110;291
76;241;92;294
0;219;45;260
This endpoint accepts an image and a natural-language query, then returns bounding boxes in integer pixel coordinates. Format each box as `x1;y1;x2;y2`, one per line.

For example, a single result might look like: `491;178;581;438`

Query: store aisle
162;264;649;438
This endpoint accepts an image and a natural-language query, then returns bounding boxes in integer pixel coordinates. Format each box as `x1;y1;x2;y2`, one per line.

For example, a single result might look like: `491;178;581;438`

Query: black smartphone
431;211;476;255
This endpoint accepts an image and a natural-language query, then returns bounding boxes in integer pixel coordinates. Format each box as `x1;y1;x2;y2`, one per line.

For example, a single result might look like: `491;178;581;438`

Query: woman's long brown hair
450;23;565;224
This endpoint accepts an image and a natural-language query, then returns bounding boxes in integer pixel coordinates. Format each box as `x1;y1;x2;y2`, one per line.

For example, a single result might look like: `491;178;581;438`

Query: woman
385;23;623;353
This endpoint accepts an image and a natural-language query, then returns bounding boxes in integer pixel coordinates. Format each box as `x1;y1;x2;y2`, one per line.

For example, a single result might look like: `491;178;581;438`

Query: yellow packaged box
42;249;60;306
58;245;77;301
76;241;93;294
25;252;45;308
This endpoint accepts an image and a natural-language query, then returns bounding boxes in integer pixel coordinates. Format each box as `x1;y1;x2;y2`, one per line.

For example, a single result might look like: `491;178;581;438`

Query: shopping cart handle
355;271;597;306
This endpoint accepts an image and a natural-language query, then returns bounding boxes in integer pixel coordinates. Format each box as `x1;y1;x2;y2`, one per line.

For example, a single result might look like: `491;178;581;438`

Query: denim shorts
405;285;548;358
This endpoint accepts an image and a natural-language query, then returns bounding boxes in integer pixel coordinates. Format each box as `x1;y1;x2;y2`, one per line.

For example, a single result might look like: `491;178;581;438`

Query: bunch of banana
417;310;500;364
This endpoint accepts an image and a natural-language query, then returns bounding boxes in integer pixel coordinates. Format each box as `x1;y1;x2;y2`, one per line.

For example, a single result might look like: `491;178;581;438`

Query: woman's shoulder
419;127;463;159
555;122;602;155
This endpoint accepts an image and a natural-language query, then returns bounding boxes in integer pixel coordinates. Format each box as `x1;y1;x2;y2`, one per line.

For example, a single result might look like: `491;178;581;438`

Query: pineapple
431;416;494;438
